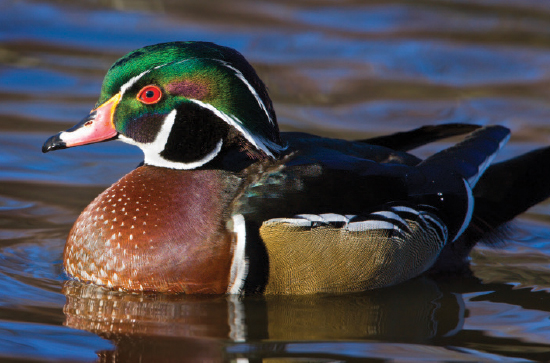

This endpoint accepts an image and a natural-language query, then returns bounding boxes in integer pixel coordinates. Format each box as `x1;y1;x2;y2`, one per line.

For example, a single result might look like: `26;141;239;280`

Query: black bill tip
42;133;67;153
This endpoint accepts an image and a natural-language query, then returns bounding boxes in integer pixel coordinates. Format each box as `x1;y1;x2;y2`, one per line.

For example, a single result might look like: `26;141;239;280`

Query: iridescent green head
42;41;282;169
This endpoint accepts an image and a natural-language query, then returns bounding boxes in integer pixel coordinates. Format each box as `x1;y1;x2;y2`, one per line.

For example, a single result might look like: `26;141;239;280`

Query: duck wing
234;126;510;294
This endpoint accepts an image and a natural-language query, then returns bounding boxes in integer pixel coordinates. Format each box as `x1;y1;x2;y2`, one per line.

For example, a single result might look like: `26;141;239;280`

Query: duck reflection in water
63;277;465;362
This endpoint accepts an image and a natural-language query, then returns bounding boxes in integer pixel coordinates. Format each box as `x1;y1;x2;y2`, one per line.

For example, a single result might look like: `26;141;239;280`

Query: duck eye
137;85;162;104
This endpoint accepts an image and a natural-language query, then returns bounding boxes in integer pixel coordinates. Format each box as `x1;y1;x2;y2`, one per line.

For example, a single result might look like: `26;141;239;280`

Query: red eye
137;85;162;104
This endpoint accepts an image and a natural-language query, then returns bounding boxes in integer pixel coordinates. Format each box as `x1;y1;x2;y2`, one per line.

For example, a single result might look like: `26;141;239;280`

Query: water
2;0;550;361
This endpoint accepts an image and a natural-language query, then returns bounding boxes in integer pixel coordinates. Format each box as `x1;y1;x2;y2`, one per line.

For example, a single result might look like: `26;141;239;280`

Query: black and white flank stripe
268;203;448;248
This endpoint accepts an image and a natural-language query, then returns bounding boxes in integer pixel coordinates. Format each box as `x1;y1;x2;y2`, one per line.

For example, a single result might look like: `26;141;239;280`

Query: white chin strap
118;109;224;170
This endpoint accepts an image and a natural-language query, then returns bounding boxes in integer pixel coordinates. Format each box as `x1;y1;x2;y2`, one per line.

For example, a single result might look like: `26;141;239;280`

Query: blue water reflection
0;0;246;52
0;321;112;362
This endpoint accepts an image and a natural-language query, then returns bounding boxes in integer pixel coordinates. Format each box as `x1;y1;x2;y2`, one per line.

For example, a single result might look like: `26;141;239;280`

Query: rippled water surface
3;0;550;361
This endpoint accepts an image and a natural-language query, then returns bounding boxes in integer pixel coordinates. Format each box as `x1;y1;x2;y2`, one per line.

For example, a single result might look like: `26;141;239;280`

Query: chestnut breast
64;165;243;293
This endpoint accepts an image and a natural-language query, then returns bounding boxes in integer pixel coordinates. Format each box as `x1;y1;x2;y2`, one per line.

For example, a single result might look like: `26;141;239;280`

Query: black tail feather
430;146;550;275
473;146;550;230
419;125;510;188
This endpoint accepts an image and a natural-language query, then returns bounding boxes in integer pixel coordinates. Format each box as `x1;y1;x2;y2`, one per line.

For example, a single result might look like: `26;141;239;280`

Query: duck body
43;42;550;294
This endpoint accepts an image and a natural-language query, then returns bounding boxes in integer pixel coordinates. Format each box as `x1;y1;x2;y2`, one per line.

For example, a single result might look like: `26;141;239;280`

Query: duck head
43;41;283;169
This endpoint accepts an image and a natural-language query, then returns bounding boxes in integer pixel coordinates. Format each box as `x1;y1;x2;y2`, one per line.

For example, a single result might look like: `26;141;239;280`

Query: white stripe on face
188;98;281;158
119;109;224;170
214;60;275;126
119;69;151;97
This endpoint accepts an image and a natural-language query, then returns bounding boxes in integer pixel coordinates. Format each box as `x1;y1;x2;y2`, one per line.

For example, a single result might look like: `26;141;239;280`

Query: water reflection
62;275;550;361
64;281;239;339
63;277;466;361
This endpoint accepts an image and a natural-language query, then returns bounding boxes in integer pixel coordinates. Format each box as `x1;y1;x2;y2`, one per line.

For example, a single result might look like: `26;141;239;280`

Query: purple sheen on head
124;114;165;143
166;80;209;100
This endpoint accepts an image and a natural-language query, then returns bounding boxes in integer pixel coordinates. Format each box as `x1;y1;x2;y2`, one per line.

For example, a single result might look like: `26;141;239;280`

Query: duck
42;41;550;294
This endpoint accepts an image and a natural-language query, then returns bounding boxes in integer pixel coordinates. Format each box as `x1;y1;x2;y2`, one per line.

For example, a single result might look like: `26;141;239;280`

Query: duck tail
468;146;550;242
419;125;511;189
410;126;510;243
430;144;550;275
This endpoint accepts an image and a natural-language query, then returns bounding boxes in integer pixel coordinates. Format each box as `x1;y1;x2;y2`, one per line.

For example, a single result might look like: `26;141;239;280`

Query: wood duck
42;41;550;294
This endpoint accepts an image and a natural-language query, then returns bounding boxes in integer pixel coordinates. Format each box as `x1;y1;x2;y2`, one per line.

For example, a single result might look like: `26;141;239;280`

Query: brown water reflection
63;277;465;361
3;0;550;361
62;276;550;361
63;277;460;342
